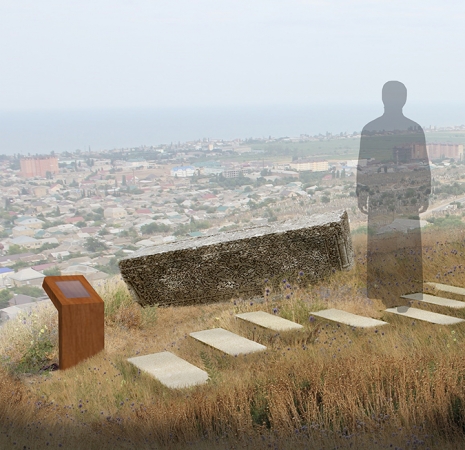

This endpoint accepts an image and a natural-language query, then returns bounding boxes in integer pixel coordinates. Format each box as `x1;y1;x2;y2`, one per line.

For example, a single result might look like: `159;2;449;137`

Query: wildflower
299;271;304;276
40;329;45;333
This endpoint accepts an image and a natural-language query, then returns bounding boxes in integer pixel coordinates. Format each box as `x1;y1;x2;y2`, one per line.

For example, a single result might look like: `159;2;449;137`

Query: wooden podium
42;275;104;370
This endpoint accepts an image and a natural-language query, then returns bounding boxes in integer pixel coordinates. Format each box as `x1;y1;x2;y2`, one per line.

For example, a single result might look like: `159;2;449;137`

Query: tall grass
0;225;465;448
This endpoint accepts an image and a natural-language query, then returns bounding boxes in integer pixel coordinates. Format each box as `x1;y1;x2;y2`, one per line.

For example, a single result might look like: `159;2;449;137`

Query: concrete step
235;311;304;332
425;282;465;301
402;293;465;309
190;328;267;356
127;351;209;389
311;308;388;328
385;306;465;325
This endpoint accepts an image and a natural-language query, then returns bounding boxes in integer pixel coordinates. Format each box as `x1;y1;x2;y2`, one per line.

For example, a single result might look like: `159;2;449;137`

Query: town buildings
20;156;59;178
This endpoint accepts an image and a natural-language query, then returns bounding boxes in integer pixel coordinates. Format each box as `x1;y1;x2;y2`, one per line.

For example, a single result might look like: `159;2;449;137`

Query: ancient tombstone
119;210;354;308
189;328;267;356
402;293;465;309
127;352;209;389
311;308;388;328
42;275;104;370
385;306;464;325
236;311;304;332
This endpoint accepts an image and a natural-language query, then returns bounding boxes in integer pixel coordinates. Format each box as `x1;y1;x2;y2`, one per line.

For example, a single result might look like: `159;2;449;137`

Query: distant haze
0;103;463;155
0;1;463;153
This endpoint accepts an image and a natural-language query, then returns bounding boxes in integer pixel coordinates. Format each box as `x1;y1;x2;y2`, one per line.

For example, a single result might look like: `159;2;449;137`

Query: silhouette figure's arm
356;131;370;215
415;133;431;214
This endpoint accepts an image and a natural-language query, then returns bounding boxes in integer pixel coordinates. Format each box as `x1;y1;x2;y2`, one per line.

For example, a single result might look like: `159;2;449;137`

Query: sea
0;103;463;155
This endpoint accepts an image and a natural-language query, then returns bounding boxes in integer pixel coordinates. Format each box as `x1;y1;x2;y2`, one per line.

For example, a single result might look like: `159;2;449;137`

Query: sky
1;0;464;111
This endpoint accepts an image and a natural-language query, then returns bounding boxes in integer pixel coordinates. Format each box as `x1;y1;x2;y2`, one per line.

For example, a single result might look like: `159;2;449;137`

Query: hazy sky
1;0;464;111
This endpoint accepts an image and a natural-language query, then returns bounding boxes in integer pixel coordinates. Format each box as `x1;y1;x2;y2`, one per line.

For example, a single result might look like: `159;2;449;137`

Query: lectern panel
56;280;91;299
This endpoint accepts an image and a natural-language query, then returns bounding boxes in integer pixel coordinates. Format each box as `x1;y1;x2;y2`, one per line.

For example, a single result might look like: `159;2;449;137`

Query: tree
95;257;120;275
8;244;27;255
11;261;29;271
0;289;13;309
84;237;108;252
43;267;61;276
140;223;171;234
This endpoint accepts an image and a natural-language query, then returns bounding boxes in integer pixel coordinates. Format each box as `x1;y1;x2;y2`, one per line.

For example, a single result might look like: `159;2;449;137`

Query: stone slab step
311;308;388;328
235;311;304;331
402;293;465;309
385;306;465;325
127;351;208;389
189;328;267;356
425;282;465;300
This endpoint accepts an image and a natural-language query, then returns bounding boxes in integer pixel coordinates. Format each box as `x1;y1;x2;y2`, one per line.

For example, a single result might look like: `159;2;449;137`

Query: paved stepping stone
425;282;465;300
402;293;465;309
127;351;208;389
311;308;388;328
190;328;267;356
385;306;465;325
236;311;304;331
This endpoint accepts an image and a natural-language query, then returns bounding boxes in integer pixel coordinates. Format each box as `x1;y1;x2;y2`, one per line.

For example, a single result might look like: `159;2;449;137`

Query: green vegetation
11;285;44;298
173;219;211;236
7;244;29;255
248;197;276;210
95;257;120;275
42;267;61;276
140;222;171;235
35;242;59;253
84;237;109;252
249;137;360;160
0;289;13;309
426;214;464;229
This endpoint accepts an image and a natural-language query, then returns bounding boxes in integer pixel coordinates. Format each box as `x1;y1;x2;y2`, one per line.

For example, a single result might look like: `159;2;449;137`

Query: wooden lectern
42;275;104;370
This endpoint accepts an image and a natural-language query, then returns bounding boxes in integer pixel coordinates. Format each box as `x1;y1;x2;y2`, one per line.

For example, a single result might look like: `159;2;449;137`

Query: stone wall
119;210;354;308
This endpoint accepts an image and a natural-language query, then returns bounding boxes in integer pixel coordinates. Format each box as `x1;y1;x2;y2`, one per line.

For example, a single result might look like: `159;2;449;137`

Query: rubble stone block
119;210;354;307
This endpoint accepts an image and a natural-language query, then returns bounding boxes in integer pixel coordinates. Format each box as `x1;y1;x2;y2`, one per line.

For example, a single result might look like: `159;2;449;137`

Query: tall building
426;143;463;160
289;159;329;172
20;156;59;178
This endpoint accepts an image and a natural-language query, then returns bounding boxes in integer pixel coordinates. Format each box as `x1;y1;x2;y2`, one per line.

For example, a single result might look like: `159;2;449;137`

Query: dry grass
1;224;465;448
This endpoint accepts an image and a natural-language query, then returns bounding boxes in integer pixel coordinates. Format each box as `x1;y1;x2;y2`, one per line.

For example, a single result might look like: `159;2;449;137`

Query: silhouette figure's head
382;81;407;111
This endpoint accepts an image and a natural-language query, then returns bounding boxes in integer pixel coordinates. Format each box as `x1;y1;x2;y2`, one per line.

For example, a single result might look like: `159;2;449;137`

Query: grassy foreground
1;226;465;448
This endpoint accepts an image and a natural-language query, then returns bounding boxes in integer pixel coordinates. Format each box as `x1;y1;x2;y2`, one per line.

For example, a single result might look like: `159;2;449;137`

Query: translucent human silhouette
356;81;431;306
